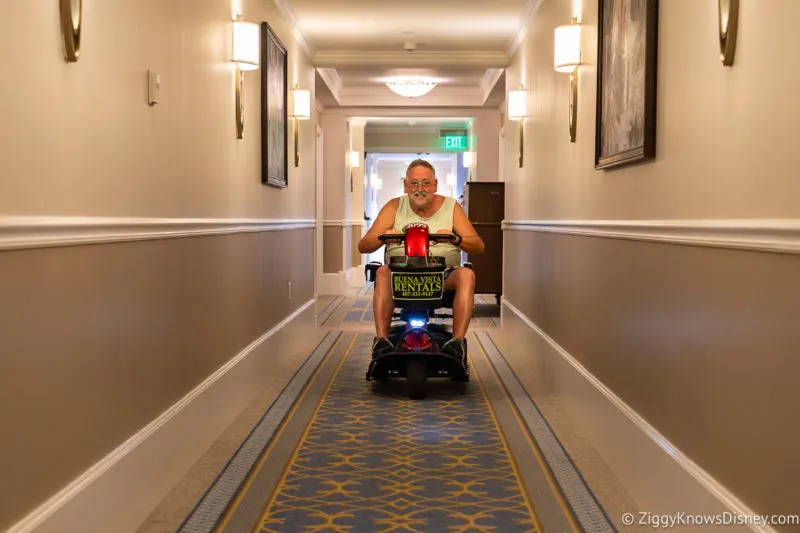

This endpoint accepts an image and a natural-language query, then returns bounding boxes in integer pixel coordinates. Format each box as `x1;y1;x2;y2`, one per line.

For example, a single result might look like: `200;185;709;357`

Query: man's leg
442;268;476;362
372;265;394;356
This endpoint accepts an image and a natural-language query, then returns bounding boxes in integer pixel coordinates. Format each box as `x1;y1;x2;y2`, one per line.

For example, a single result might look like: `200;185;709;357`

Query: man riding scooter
357;159;485;363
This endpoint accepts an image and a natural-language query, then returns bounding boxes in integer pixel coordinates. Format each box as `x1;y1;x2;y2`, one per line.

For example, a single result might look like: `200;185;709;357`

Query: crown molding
316;68;342;104
322;107;501;118
346;86;481;97
480;68;505;103
271;0;314;57
339;85;487;107
507;0;544;58
313;50;509;68
366;124;451;134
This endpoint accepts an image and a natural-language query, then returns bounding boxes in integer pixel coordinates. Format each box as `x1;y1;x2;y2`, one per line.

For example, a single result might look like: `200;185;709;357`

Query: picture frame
261;22;288;187
595;0;659;170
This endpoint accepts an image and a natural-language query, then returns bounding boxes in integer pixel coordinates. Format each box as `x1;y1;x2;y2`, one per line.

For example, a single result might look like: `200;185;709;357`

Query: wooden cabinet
463;182;504;302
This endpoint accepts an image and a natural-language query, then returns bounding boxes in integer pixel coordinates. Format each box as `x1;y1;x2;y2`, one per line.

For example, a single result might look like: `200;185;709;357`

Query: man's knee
459;267;476;287
446;267;475;290
375;265;392;292
376;265;391;282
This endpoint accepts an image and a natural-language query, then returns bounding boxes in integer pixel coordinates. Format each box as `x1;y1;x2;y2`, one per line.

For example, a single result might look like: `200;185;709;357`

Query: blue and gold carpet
179;303;615;533
254;335;538;533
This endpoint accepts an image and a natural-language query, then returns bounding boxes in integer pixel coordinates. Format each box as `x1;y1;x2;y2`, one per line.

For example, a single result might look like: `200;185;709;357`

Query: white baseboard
343;266;365;289
500;299;775;533
317;268;364;296
318;273;341;295
7;300;321;533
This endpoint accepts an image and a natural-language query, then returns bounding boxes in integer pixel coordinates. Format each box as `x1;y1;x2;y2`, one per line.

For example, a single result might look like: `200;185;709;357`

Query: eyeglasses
407;180;434;189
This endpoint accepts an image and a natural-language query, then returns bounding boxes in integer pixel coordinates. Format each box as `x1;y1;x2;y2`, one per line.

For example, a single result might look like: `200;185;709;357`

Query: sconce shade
463;151;475;168
554;23;582;72
232;18;260;70
507;90;527;121
292;88;311;119
349;151;360;168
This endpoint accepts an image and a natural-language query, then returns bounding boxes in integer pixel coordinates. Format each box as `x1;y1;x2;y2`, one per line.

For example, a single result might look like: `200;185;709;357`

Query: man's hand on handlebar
382;229;403;245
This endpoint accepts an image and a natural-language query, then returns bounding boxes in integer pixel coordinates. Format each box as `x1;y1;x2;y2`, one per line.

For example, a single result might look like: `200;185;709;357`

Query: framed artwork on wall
261;22;288;187
595;0;659;170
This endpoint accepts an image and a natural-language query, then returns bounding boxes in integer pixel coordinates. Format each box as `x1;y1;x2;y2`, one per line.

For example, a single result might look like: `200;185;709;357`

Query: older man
357;159;485;361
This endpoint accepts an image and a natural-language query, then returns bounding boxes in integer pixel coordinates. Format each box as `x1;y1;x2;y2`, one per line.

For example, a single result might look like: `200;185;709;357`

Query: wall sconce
462;151;475;181
348;151;360;192
507;88;527;167
291;84;311;166
349;151;360;168
232;14;260;139
60;0;82;62
718;0;739;66
462;151;475;168
554;18;582;143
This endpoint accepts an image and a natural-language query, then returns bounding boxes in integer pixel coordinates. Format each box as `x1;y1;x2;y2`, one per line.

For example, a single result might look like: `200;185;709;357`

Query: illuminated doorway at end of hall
363;152;468;264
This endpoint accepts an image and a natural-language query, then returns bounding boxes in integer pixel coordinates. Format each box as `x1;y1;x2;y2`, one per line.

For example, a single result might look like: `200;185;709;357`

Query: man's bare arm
452;203;484;254
358;199;400;254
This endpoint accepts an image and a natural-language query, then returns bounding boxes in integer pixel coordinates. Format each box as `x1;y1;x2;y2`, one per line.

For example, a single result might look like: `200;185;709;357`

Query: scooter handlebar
378;233;457;244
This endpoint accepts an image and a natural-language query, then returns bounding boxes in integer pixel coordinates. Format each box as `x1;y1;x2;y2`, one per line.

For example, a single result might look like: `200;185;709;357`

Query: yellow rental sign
392;272;444;300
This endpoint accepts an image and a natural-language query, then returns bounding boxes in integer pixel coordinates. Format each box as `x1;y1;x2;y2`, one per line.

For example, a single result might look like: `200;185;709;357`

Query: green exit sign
441;135;468;151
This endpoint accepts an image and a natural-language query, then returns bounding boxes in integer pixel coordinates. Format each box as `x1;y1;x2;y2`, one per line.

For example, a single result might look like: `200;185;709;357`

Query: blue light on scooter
410;318;426;328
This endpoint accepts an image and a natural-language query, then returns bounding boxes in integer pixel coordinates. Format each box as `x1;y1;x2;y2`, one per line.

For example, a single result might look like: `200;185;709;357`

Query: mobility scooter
364;222;470;399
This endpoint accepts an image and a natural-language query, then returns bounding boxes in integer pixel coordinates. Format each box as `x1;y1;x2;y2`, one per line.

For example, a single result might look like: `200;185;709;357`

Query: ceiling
276;0;539;115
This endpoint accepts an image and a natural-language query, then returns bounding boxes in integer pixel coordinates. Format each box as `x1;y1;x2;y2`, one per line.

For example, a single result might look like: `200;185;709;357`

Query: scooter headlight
409;317;426;328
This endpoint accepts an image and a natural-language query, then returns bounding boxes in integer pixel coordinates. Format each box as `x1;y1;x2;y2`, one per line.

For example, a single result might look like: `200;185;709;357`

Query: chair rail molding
0;216;316;251
502;219;800;255
323;219;366;227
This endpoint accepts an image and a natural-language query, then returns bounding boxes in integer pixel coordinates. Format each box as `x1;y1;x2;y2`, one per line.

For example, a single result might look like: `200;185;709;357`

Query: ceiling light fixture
385;78;437;98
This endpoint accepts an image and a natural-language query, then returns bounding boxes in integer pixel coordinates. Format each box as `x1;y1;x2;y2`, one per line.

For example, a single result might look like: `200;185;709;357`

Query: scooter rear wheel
407;359;427;400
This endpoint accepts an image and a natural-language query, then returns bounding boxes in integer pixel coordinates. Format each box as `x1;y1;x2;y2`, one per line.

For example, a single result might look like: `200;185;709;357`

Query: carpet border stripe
475;331;618;533
176;330;342;533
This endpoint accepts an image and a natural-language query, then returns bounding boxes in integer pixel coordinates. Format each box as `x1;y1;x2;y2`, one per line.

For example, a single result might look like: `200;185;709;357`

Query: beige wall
503;0;800;517
0;0;318;528
351;224;364;267
321;114;347;221
0;0;317;219
505;0;800;222
504;230;800;515
349;123;365;224
0;229;314;530
472;114;502;182
365;129;444;153
323;225;343;273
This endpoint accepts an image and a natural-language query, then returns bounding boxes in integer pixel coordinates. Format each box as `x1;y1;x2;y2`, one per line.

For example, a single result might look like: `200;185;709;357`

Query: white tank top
386;195;461;266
